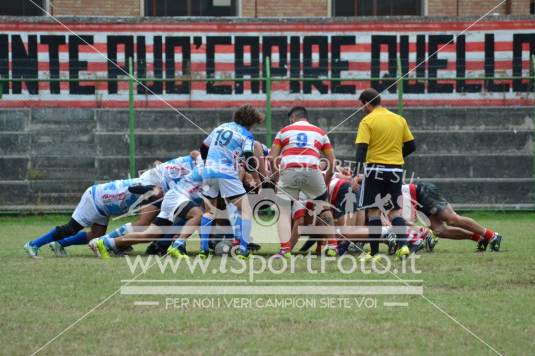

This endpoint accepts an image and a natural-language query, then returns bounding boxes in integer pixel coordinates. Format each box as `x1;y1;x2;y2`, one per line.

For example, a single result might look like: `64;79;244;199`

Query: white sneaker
49;241;68;257
24;241;40;258
88;238;100;257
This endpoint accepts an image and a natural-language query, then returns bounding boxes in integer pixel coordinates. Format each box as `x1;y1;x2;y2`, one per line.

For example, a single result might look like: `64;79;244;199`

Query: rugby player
91;157;205;259
199;104;264;259
353;88;416;261
401;181;502;251
24;178;162;258
78;151;201;257
268;106;337;257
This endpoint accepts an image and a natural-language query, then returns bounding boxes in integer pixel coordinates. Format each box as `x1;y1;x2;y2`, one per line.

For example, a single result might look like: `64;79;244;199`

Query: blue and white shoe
24;241;40;258
49;241;68;257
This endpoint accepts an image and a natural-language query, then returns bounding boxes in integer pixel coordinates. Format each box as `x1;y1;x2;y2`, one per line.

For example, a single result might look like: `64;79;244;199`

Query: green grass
1;213;535;355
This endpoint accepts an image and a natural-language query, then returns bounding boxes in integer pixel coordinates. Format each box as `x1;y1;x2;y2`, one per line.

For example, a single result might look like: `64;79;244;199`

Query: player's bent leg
437;204;502;251
168;205;203;259
25;218;84;258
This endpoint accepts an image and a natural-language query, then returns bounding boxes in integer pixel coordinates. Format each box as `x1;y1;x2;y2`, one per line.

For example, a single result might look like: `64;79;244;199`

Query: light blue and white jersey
92;178;148;216
171;160;205;200
203;122;254;179
140;155;195;193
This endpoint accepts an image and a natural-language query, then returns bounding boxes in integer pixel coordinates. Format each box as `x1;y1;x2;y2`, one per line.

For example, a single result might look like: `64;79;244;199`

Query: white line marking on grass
133;301;160;306
383;302;409;307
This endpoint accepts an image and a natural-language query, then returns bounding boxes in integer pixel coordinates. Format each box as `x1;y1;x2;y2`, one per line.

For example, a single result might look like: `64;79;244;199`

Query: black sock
392;216;408;247
368;217;383;256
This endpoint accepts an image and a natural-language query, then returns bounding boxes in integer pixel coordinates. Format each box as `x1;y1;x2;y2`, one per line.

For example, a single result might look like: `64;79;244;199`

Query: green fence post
397;56;404;116
128;57;136;178
265;57;273;146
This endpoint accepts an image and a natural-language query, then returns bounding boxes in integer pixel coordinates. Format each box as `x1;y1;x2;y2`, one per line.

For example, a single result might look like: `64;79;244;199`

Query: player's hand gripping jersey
140;155;195;194
272;120;332;170
203;122;255;179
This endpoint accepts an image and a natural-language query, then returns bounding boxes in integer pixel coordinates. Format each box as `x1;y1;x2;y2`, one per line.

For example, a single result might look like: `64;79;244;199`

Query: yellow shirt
355;107;414;165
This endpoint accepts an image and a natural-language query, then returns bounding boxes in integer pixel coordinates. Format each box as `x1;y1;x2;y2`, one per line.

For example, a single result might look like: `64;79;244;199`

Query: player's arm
402;119;416;157
321;134;336;185
242;137;260;188
402;140;415;157
267;134;282;186
200;133;213;160
190;150;201;160
354;120;370;177
253;141;268;182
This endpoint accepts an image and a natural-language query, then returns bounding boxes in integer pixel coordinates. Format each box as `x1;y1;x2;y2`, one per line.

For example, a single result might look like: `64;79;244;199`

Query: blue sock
200;216;213;252
58;231;88;247
172;239;186;249
235;216;252;254
30;227;58;248
105;223;132;239
103;237;116;251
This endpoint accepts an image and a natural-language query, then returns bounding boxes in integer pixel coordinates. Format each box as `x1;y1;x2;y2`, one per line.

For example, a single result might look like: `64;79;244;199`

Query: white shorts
278;168;327;201
157;189;193;223
202;177;246;199
71;187;109;227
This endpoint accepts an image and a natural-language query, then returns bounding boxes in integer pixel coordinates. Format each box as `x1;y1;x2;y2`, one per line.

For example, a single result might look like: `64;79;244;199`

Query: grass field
1;212;534;355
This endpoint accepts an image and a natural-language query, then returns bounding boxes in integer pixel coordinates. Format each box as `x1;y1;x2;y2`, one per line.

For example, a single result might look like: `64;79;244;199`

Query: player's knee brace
54;218;83;240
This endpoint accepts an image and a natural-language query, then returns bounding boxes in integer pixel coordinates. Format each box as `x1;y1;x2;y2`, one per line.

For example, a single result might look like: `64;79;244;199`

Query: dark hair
359;88;381;106
234;104;264;128
287;106;308;120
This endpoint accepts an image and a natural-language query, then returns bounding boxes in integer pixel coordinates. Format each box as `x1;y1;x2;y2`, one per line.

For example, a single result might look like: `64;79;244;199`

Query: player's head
287;106;308;123
359;88;381;114
234;104;264;129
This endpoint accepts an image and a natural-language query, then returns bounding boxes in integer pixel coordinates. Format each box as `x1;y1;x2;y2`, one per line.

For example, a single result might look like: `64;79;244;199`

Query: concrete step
30;141;96;157
0;205;75;213
33;192;82;206
330;130;533;155
97;156;168;180
413;178;534;205
334;154;533;179
96;132;205;157
96;109;231;132
0;110;29;132
32;156;96;170
28;168;98;181
0;157;29;180
31;108;95;123
29;180;95;194
95;130;533;156
0;133;30;155
405;154;533;179
0;181;30;205
95;108;534;132
30;132;95;145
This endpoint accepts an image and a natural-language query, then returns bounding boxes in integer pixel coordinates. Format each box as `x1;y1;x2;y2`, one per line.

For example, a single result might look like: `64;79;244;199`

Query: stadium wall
0;17;534;108
0;107;533;212
0;17;534;211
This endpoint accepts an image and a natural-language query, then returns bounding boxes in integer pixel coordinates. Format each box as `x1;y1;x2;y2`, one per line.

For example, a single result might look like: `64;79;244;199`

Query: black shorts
333;182;359;219
359;166;403;211
416;182;449;216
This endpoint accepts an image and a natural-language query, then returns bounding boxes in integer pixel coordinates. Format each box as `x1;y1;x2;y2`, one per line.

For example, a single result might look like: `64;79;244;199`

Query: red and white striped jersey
401;183;418;224
272;120;333;170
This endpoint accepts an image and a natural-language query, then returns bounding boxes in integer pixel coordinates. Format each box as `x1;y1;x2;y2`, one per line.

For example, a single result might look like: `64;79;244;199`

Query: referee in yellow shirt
353;88;416;260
